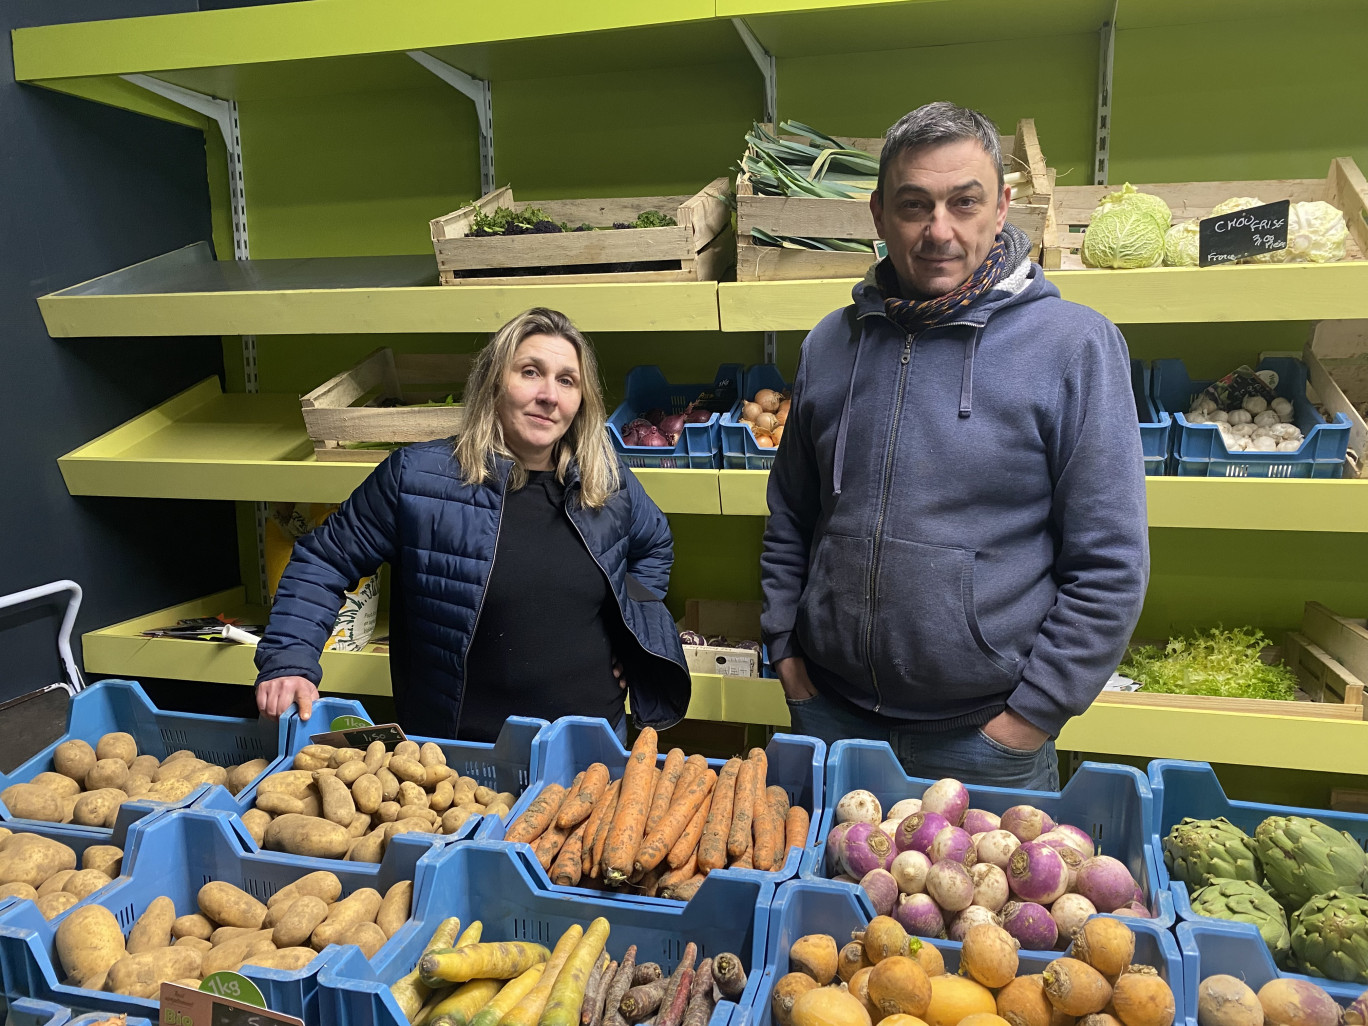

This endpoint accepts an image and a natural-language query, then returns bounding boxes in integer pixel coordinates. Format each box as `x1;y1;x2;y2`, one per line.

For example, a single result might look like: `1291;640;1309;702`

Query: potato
450;780;477;807
388;756;426;786
37;869;78;897
86;758;130;792
2;783;63;822
163;748;197;763
375;801;400;824
0;881;39;902
362;741;386;775
386;819;436;839
30;772;81;799
376;767;401;802
377;880;413;938
81;844;124;878
123;774;152;798
209;925;257;946
442;807;475;835
257;770;317;800
108;946;201;996
227;759;270;796
352;921;389;959
257;792;306;816
484;802;510;819
351;774;383;815
151;757;207;783
175;763;230;790
61;795;78;823
202;931;275;977
311;887;382;949
429;779;455;813
494;792;517;809
330;748;364;768
336;760;368;786
264;814;350;860
245;947;318;972
172;913;215;940
55;904;126;985
393;740;420;761
347;812;373;838
130;754;161;778
128;895;177;953
272;895;329;948
293;746;334;772
267;871;343;909
347;829;386;864
396;805;436;824
73;788;127;827
175;936;213;952
54;740;98;781
140;778;198;805
96;732;138;766
63;869;113;900
398;781;428;808
316;773;357;826
474;786;499;806
0;827;10;842
242;808;272;846
199;881;267;928
37;892;80;920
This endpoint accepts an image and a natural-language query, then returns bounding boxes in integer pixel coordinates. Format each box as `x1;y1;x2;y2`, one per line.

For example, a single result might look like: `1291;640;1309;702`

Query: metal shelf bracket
408;50;495;196
1093;0;1119;186
732;18;777;125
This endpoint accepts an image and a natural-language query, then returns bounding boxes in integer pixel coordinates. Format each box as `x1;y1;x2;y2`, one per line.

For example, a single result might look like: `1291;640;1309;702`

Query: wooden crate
1100;603;1366;720
1042;157;1368;270
677;599;765;678
430;179;733;286
1305;320;1368;478
300;348;473;463
734;120;1053;282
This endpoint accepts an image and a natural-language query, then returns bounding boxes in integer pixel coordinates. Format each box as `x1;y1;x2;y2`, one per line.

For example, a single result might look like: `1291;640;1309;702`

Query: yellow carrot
469;964;546;1026
540;917;611;1026
420;942;549;988
500;924;583;1026
392;917;464;1023
422;979;503;1026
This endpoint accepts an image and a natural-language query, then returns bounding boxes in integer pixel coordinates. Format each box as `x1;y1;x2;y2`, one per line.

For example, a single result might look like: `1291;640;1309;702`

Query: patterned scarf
877;234;1014;334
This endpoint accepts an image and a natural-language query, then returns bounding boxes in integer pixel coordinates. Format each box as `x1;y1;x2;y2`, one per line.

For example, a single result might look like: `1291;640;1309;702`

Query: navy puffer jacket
254;439;691;737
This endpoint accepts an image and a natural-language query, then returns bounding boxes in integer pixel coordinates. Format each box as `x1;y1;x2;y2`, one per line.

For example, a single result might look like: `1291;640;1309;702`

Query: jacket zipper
455;472;509;738
565;492;684;732
863;332;914;713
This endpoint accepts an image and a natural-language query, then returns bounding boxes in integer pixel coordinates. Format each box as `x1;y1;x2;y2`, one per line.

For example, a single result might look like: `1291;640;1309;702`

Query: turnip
1072;917;1134;977
969;862;1010;911
1049;892;1097;944
887;798;923;820
860;868;900;917
894;811;950;855
1008;842;1069;905
894;892;946;939
963;808;1002;835
948;904;1002;942
840;822;894;878
1001;805;1055;842
996;976;1054;1026
1042;957;1113;1017
961;922;1020;989
1074;855;1139;914
1197;976;1262;1026
1038;824;1095;859
855;915;913;962
930;826;978;867
879;818;904;838
926;860;974;913
825;822;853;875
789;933;839;985
1258;980;1344;1026
867;953;933;1019
837;789;883;825
976;829;1021;870
1001;900;1059;950
921;778;970;826
890;850;931;895
1113;969;1176;1026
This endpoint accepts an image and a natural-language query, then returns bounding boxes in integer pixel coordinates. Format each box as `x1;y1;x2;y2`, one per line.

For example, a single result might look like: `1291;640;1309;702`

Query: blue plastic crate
1133;359;1172;476
0;679;292;842
477;717;824;904
1178;918;1366;1018
1;996;70;1026
0;808;459;1021
1152;357;1350;477
314;840;772;1026
607;364;739;469
0;816;158;925
67;1016;151;1026
802;739;1175;933
1148;758;1368;978
743;879;1183;1026
720;365;791;471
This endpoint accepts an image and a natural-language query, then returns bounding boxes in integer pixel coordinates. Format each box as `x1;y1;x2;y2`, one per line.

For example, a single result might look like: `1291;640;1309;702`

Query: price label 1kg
161;980;304;1026
330;715;371;730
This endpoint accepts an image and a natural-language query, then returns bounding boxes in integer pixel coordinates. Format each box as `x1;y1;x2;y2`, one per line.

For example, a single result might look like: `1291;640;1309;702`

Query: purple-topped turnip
926;860;975;913
1000;805;1056;842
930;825;978;867
969;862;1010;911
948;904;1002;942
976;829;1021;870
894;892;946;939
920;778;970;826
890;849;931;895
1114;900;1152;918
1074;855;1140;914
839;821;894;878
836;789;883;825
894;811;949;855
962;808;1002;835
825;822;853;875
1007;841;1069;905
1049;892;1097;944
887;798;923;820
860;868;899;917
1038;824;1095;859
1001;900;1059;950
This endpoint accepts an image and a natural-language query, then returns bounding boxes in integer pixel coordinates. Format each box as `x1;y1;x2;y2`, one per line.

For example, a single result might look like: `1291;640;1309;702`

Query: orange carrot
645;749;686;836
768;785;792;868
667;785;713;870
658;852;698;892
661;874;706;901
551;819;590;886
506;783;566;844
730;847;753;870
785;804;810;858
588;779;621;878
560;770;585;816
557;763;610;830
754;784;788;872
580;778;615;876
726;760;757;860
698;758;740;873
635;766;714;875
533;819;570;870
600;728;658;886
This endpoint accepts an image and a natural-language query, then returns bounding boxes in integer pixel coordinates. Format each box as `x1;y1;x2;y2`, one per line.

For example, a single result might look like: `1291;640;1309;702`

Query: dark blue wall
1;1;239;700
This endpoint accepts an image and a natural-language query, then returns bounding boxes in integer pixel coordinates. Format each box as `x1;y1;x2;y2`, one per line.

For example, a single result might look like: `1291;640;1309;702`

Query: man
761;101;1149;789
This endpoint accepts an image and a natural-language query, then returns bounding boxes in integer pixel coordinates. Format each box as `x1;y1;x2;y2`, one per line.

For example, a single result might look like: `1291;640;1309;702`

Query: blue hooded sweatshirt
760;244;1150;738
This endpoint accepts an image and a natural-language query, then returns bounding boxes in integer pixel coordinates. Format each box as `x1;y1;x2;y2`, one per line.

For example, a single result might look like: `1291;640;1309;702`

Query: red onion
929;826;978;867
625;418;653;434
969;863;1010;912
962;809;1002;835
948;904;1001;942
658;413;687;437
840;822;894;878
640;428;671;447
1000;805;1055;842
1007;842;1069;905
926;860;974;913
921;778;970;826
894;892;946;939
860;868;899;917
976;829;1022;870
684;409;711;424
1038;824;1095;859
1049;893;1096;944
644;407;666;425
1001;900;1059;950
1074;855;1140;914
894;811;949;855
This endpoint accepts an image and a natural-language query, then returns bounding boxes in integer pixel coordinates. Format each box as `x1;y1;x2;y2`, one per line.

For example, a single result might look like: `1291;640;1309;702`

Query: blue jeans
786;690;1060;792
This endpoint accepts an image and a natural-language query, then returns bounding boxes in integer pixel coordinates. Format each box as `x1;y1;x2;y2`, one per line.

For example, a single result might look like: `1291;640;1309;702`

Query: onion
685;409;711;423
860;868;900;917
894;892;946;939
975;829;1021;870
641;429;671;447
622;426;644;445
755;412;779;432
1038;825;1095;859
625;418;652;433
948;905;1001;942
1001;805;1055;842
894;811;949;855
1001;901;1059;950
1074;855;1139;914
1007;842;1069;905
926;860;974;913
890;850;931;895
1049;893;1097;944
836;790;883;825
929;826;977;867
962;809;1001;835
841;822;894;878
742;401;762;421
921;778;971;826
887;798;923;820
755;389;782;413
775;407;789;426
658;413;687;438
644;407;666;426
969;863;1010;912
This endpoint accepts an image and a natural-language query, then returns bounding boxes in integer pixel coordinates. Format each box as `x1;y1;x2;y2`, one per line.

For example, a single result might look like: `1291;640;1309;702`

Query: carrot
752;784;785;872
532;820;570;871
392;917;463;1022
507;784;567;844
582;955;615;1026
501;925;583;1026
658;852;698;892
729;848;753;870
419;941;550;987
588;778;621;878
726;761;757;860
581;777;618;877
666;785;713;871
654;942;696;1026
766;786;792;869
540;915;611;1026
635;766;715;875
456;922;484;947
619;979;669;1022
559;771;586;819
551;819;590;887
599;727;658;886
680;959;714;1026
697;758;739;873
601;945;637;1026
645;749;686;835
469;964;546;1026
784;805;810;857
660;874;706;901
711;953;747;1001
558;764;611;830
422;978;503;1026
656;968;694;1026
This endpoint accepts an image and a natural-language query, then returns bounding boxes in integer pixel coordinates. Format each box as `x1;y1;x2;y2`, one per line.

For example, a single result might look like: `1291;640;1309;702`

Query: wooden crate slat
1095;686;1363;720
1303;337;1367;478
300;347;397;412
1300;600;1368;685
434;226;691;271
439;267;698;287
1284;631;1364;716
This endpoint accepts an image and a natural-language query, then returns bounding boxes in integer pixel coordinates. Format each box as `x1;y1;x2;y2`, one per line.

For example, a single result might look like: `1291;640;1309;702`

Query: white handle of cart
0;579;86;694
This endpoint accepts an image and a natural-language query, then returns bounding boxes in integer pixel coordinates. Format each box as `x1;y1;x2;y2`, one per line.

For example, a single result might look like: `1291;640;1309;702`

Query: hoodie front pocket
873;538;1019;693
795;532;872;688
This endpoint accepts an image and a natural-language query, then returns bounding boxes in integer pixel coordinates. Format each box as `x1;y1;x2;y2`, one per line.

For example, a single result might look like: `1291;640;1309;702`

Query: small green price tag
331;715;371;730
200;971;265;1008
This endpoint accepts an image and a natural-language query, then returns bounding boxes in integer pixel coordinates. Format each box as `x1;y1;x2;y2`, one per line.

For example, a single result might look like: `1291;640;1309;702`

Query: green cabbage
1286;201;1349;262
1096;182;1172;231
1211;196;1264;216
1164;220;1200;267
1083;204;1166;268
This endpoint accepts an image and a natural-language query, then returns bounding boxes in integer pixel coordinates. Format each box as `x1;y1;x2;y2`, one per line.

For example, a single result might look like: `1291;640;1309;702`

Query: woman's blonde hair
456;307;621;508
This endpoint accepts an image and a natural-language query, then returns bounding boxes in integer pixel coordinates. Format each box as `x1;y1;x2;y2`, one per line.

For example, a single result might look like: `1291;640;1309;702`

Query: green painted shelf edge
85;586;1368;773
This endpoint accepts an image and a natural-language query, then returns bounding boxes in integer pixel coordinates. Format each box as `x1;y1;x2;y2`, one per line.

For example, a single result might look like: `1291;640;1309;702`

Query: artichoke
1189;877;1291;965
1289;890;1368;983
1255;815;1368;909
1164;817;1262;889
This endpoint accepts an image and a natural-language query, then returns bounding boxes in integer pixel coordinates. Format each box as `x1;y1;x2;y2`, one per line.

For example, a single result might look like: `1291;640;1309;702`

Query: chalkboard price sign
1199;199;1290;266
310;721;408;750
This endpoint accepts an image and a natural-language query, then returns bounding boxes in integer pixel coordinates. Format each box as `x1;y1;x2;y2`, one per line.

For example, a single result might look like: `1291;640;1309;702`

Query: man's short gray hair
878;101;1003;196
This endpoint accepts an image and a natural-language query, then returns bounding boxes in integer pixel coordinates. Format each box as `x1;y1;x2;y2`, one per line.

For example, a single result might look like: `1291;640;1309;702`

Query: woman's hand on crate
776;657;817;702
256;675;320;720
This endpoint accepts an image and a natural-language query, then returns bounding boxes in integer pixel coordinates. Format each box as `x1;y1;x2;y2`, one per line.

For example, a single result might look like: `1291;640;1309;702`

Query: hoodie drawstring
959;326;983;418
832;333;866;497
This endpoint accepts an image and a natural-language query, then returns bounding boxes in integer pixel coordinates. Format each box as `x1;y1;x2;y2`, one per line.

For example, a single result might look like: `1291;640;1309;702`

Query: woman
254;308;690;742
